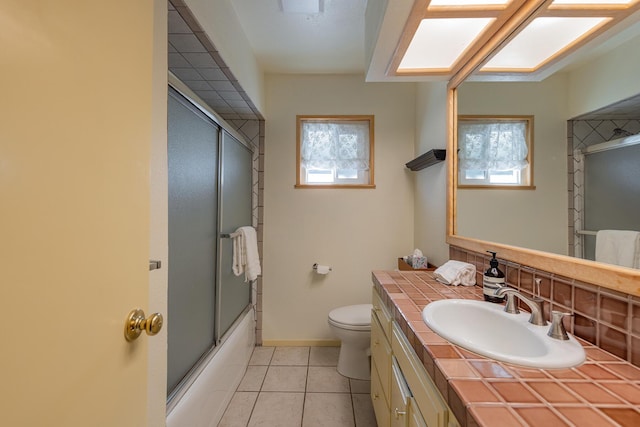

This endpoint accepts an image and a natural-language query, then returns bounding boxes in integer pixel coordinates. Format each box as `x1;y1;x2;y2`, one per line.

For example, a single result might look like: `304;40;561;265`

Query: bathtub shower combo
165;81;256;426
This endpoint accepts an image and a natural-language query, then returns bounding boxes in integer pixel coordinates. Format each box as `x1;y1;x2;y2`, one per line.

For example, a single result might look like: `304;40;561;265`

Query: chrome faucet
494;286;547;326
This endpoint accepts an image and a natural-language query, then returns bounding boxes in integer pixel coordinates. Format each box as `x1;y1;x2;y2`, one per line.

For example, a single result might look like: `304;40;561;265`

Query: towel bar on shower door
219;232;240;239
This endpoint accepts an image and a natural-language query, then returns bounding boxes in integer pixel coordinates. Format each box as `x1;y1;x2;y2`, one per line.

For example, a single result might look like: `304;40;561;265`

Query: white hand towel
433;260;476;286
232;226;262;282
595;230;640;269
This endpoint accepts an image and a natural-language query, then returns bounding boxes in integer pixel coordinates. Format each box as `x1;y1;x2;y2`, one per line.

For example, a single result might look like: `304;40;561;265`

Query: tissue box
412;256;428;269
397;258;435;271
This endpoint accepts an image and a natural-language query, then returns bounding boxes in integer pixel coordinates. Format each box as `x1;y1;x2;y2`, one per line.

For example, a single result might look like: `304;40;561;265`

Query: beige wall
263;74;415;342
567;32;640;118
414;82;450;266
456;74;569;255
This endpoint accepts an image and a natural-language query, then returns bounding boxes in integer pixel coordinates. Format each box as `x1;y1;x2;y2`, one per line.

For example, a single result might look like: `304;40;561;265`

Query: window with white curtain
457;116;534;188
296;115;375;188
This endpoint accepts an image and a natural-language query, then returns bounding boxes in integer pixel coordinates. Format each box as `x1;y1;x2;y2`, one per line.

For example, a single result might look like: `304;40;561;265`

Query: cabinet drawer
390;358;410;427
371;358;391;427
372;288;393;336
371;312;392;404
392;323;455;427
408;397;428;427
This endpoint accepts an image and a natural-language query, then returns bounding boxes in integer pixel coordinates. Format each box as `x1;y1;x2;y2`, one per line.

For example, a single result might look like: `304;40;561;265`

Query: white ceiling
230;0;368;74
169;0;640;120
230;0;640;83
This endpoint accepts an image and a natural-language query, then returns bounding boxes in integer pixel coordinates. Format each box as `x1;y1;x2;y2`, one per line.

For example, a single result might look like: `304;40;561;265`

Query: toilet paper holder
312;263;332;272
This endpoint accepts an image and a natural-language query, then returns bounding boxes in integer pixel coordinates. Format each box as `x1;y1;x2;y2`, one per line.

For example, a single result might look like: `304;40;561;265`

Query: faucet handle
547;311;572;340
494;286;520;314
503;292;520;314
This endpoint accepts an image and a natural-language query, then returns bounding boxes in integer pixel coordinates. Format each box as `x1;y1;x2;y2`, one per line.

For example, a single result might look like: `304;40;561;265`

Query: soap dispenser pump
483;251;505;303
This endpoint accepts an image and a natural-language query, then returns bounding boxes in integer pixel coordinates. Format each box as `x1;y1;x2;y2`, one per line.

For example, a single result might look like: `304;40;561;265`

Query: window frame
295;115;375;189
457;115;535;190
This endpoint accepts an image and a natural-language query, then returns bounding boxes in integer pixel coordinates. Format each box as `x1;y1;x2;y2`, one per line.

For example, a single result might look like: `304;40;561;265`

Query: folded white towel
433;260;476;286
232;226;262;282
595;230;640;269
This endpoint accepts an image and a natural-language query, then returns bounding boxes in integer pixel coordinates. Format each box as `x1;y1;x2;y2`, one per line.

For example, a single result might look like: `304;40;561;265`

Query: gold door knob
124;308;163;341
394;408;406;419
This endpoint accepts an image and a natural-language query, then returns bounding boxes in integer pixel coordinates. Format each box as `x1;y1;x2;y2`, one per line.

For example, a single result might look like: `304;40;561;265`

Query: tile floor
217;346;377;427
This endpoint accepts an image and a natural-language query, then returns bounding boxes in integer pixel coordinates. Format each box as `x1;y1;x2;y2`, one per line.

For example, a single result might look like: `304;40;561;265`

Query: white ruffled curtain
458;121;528;171
301;121;370;170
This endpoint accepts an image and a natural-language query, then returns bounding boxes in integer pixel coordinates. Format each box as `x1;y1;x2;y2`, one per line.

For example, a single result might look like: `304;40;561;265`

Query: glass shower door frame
167;79;254;403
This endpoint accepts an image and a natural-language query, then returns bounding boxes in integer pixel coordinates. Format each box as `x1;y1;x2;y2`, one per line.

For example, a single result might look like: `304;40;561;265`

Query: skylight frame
390;0;640;79
476;3;640;74
388;0;530;76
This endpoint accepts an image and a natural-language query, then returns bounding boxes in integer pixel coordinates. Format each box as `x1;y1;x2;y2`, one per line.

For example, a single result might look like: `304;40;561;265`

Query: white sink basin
422;299;585;369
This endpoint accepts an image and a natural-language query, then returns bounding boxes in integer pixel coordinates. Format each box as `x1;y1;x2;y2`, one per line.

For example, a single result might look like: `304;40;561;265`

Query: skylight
391;0;640;78
429;0;511;5
482;17;610;70
552;0;636;4
399;18;495;70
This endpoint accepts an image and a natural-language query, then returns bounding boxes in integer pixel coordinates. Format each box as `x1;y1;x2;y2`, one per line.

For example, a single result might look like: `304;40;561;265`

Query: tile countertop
372;270;640;427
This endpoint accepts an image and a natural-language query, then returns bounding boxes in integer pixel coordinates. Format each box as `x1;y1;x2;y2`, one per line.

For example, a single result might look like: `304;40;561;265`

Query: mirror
448;13;640;296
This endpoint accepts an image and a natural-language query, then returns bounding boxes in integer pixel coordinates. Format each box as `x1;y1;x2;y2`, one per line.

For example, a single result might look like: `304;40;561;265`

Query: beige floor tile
309;346;339;366
262;366;308;392
350;379;371;394
237;365;268;392
271;346;310;365
223;346;378;426
218;392;258;427
352;394;377;427
249;346;275;365
307;366;350;393
248;392;304;427
302;393;355;427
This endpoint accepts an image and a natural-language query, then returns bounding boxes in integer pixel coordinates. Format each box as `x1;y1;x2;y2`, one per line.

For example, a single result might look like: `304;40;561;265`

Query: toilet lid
328;304;373;327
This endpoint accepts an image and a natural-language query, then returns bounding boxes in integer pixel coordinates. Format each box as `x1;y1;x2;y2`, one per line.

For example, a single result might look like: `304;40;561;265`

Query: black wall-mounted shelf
405;149;446;171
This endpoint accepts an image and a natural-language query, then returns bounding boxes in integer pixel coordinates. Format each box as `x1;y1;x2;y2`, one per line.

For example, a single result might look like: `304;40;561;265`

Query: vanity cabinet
372;288;459;427
371;291;393;427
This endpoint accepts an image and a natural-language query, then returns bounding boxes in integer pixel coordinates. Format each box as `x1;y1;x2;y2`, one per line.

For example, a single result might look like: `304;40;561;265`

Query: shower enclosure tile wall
168;0;265;345
567;118;640;258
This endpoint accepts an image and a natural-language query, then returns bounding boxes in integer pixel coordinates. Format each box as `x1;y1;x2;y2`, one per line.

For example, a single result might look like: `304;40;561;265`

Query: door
1;2;163;426
217;131;253;337
167;89;220;394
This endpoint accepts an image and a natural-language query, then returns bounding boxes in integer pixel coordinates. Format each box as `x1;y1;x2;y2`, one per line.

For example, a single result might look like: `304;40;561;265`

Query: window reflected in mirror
457;115;534;188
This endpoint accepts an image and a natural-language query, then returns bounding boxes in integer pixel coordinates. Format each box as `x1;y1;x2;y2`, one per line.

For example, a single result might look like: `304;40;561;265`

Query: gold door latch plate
124;308;163;341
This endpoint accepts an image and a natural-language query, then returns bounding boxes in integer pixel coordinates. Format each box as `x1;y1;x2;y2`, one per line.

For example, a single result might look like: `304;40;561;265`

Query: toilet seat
328;304;372;331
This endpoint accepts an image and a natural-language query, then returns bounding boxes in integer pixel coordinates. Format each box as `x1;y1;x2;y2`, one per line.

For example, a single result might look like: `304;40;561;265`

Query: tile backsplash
450;246;640;368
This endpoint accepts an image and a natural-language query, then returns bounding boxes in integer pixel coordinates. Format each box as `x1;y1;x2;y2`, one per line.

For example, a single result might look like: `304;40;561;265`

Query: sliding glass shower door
166;86;254;398
583;143;640;260
167;89;220;394
218;131;253;335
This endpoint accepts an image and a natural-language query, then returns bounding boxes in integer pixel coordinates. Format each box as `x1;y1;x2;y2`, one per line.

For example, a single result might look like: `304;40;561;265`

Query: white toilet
328;304;373;380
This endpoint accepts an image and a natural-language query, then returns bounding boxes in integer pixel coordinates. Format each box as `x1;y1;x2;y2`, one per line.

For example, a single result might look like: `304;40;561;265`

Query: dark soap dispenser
483;251;505;303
